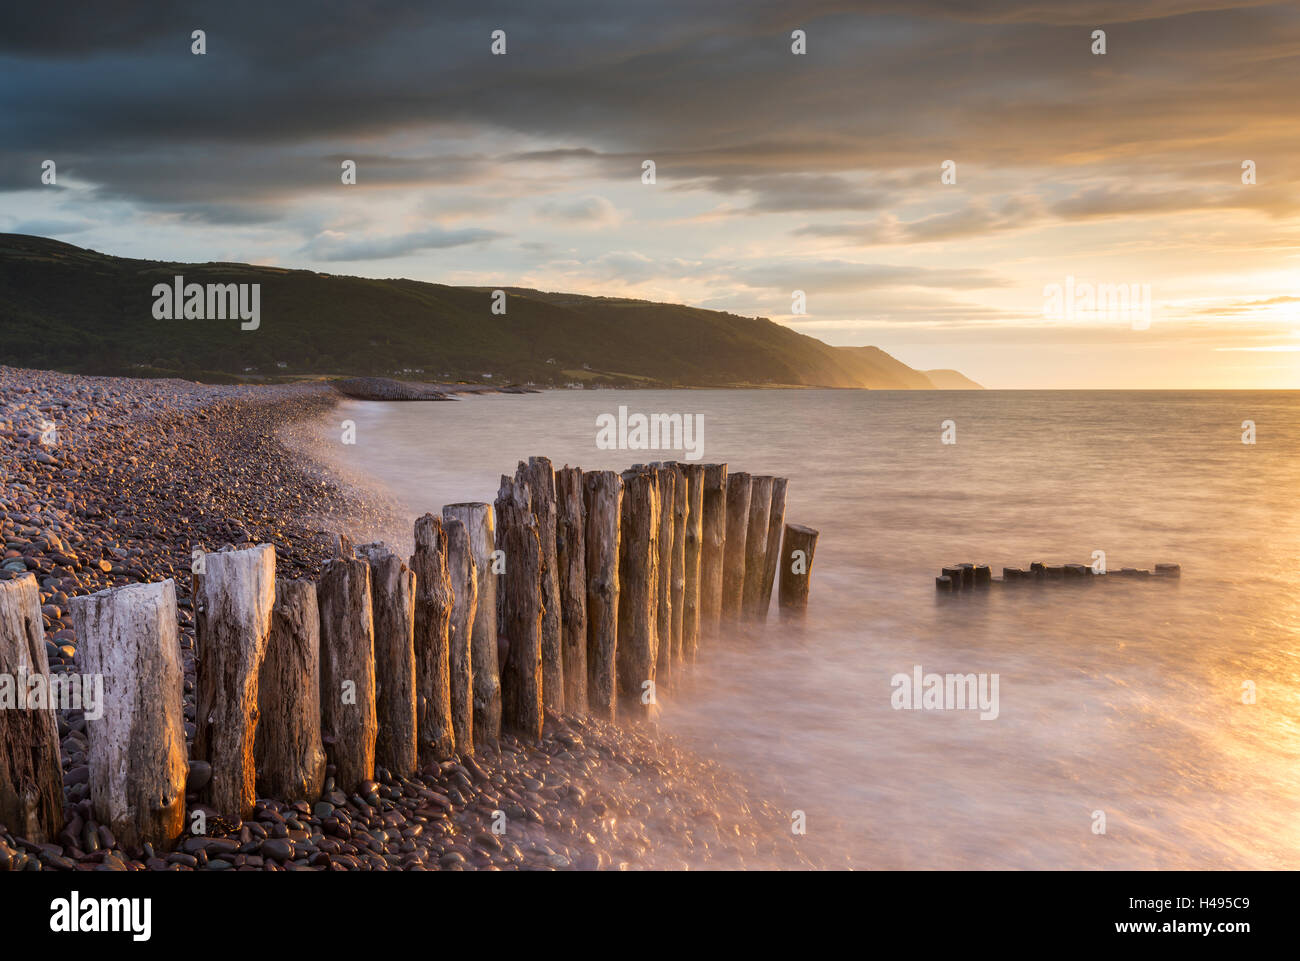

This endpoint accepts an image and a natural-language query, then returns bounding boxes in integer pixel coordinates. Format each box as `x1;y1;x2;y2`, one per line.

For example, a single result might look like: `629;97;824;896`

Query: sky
2;0;1298;388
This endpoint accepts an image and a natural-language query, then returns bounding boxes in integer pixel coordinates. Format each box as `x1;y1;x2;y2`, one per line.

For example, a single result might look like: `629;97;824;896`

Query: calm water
320;389;1300;870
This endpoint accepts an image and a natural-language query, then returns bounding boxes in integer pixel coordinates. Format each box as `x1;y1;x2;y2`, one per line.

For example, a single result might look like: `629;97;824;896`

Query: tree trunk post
555;466;588;714
778;523;820;618
760;478;788;622
522;456;564;715
742;476;774;620
194;544;276;820
70;580;186;851
679;463;704;663
617;468;659;720
255;578;326;802
496;470;543;742
358;543;418;778
722;471;752;621
316;556;377;793
443;518;477;756
442;503;501;750
651;464;676;689
583;470;622;721
0;575;65;844
698;464;728;639
410;515;456;766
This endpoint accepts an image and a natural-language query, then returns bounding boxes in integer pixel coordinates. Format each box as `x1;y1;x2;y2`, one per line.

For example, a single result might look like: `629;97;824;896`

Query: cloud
534;195;622;227
301;226;505;261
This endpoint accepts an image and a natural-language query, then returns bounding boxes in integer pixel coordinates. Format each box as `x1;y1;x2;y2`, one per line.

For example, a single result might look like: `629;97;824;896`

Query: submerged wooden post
680;463;704;662
555;466;588;714
0;575;65;844
359;543;418;777
699;464;728;638
617;468;659;720
70;580;186;850
583;470;622;721
317;556;377;793
444;518;477;756
778;523;820;618
497;470;543;741
410;515;456;765
722;471;752;620
742;475;774;619
255;578;326;803
652;464;676;688
443;503;501;749
522;456;564;715
759;478;788;621
194;544;276;820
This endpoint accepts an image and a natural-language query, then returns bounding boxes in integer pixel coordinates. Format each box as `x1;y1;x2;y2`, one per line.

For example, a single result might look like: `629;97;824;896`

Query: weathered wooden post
496;470;543;741
0;575;64;843
722;471;752;620
759;477;788;621
668;463;687;665
443;503;500;749
652;464;676;688
255;578;326;802
680;463;704;663
194;544;275;820
70;580;186;850
410;515;456;765
317;556;377;792
522;457;564;715
555;466;587;713
742;475;774;619
617;468;659;720
359;543;418;777
583;470;622;721
444;518;477;756
777;523;820;618
699;463;728;637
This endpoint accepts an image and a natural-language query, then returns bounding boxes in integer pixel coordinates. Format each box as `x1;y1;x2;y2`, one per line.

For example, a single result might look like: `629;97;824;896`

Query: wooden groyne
936;561;1181;592
0;457;819;851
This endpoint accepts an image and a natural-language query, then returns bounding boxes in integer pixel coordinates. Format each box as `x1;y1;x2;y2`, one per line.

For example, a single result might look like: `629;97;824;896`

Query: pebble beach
0;366;814;872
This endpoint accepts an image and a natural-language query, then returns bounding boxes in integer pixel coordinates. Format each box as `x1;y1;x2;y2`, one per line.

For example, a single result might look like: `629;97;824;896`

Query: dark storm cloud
1;0;1295;223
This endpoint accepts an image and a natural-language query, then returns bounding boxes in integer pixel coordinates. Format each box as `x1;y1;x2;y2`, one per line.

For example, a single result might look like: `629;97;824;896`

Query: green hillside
0;234;976;389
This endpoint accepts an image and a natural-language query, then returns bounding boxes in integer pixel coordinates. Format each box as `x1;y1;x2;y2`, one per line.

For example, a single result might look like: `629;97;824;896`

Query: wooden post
722;471;751;620
0;575;64;843
359;543;418;777
668;463;687;665
410;516;456;766
255;579;326;802
555;466;587;714
444;518;477;756
652;464;675;688
778;524;820;618
617;468;659;720
522;457;564;715
442;503;500;749
496;470;543;741
583;470;622;721
70;580;186;851
759;478;788;621
742;475;774;619
699;464;727;638
317;556;377;793
194;544;275;820
679;463;704;663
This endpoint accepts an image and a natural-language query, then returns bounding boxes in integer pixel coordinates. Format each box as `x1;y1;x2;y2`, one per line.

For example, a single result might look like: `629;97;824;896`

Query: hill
0;234;980;389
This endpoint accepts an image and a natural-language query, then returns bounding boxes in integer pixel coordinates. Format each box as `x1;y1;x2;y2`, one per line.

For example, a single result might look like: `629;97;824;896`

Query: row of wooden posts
0;458;819;852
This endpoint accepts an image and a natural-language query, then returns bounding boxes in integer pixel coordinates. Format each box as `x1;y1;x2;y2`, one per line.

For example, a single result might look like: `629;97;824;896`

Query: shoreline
0;366;815;871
